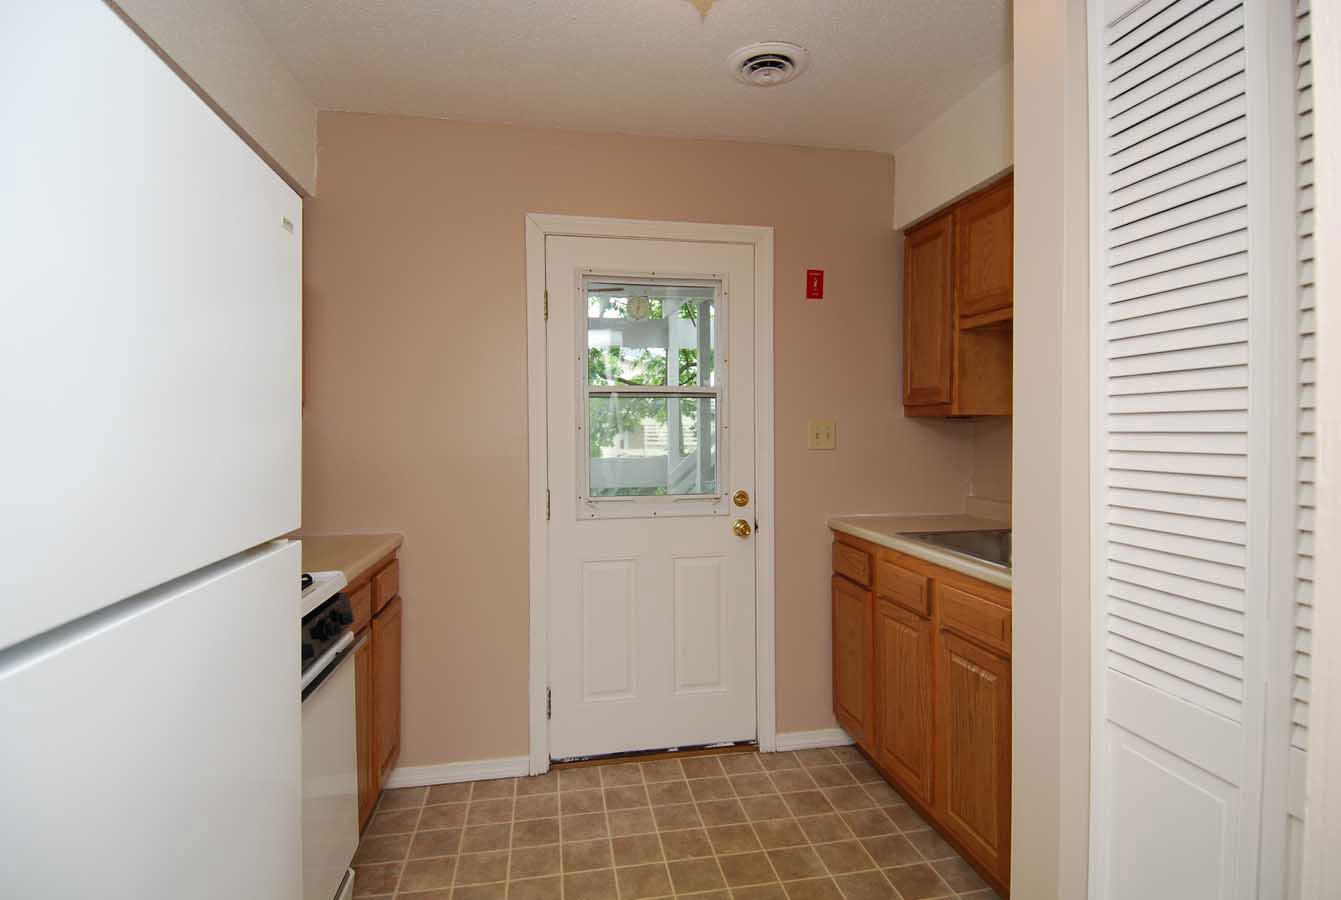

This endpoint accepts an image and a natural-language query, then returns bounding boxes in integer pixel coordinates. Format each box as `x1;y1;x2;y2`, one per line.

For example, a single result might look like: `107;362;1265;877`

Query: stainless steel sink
900;529;1012;569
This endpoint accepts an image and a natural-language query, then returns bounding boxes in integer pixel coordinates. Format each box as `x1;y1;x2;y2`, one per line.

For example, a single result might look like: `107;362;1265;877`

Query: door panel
902;214;954;407
547;236;757;759
874;599;933;805
832;575;872;748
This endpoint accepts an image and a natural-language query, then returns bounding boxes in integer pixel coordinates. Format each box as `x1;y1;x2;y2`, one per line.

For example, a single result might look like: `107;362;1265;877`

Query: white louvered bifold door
1086;0;1300;896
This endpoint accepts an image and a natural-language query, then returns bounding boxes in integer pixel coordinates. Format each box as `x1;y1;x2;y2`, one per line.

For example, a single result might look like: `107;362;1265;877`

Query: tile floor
354;747;1002;900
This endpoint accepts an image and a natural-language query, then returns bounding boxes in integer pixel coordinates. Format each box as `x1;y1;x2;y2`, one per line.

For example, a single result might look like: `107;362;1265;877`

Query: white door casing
545;235;757;760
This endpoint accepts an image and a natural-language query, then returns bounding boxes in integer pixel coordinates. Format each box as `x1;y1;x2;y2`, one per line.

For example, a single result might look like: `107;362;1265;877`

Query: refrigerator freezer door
0;0;302;649
0;540;302;900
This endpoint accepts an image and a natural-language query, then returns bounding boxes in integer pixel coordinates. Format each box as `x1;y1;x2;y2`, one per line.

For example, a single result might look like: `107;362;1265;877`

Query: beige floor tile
641;760;686;783
512;818;559;847
616;862;673;900
515;773;559;796
353;862;402;897
669;858;728;893
743;795;792;822
730;773;777;797
607;807;656;836
461;824;512;854
780;877;843;900
454;883;508;900
354;833;412;865
563;838;614;872
829;747;866;765
885;805;929;833
858;835;920;868
708;823;762;855
794;750;839;768
397;890;453;900
427;783;471;805
682;756;727;779
508;875;563;900
399;856;459;892
767;847;826;881
612;833;664;867
823;787;875;812
809;767;857;789
468;800;515;826
959;889;1003;900
679;891;731;900
696;800;748;827
881;863;954;900
511;844;563;879
796;814;851;844
455;851;510;885
721;754;766;775
654;802;704;830
813;841;876;875
604;785;650;810
379;786;428;810
561;789;605;815
904;829;956;861
930;856;989;892
838;810;895;838
563;868;619;900
559;768;603;792
718;851;777;887
831;870;896;900
364;808;421;836
757;753;801;772
753;819;807;850
783;792;834;818
769;769;817;793
420;804;468;830
410;828;464;859
844;763;882;784
515;794;559;821
471;779;517;800
690;777;736;801
661;827;714;860
860;783;901;806
563;813;610;841
601;763;645;787
734;883;789;900
647;780;693;806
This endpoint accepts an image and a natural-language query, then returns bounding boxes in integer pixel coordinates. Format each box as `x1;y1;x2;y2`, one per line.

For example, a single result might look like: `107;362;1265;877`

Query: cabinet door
832;575;873;748
354;635;376;829
372;594;403;783
955;177;1013;319
935;630;1011;883
903;213;955;407
874;599;934;806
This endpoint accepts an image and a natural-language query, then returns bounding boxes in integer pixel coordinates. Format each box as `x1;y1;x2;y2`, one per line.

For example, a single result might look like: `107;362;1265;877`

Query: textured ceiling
240;0;1011;153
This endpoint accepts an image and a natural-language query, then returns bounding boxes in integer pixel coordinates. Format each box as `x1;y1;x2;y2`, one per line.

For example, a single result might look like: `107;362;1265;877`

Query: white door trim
524;213;776;775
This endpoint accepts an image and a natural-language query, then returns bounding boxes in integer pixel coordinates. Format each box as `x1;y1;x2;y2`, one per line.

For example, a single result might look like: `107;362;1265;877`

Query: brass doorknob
732;518;753;538
732;489;750;507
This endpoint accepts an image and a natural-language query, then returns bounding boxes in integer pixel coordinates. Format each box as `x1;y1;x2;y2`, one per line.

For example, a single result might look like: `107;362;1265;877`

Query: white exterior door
545;235;757;760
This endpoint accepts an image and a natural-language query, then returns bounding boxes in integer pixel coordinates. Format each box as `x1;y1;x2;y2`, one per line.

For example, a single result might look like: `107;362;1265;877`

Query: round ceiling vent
728;42;810;87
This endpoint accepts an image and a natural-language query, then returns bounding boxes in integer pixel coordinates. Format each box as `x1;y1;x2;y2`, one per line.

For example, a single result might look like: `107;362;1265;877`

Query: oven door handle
301;631;356;699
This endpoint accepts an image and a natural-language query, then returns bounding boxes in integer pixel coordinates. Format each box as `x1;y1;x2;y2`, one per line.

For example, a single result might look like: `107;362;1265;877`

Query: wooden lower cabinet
873;599;934;806
832;575;873;749
372;593;403;782
936;631;1011;881
349;554;403;832
832;532;1011;895
354;634;376;826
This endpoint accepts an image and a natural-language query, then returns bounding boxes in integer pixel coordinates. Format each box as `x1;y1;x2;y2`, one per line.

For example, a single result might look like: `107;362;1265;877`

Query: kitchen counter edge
827;514;1012;589
298;533;404;584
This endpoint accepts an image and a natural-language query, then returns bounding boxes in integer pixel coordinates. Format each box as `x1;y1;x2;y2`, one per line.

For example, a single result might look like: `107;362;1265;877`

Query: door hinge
544;289;549;321
546;687;552;719
546;489;551;521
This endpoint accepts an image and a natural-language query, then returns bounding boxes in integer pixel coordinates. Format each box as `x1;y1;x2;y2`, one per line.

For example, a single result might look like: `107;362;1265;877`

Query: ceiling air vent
728;42;810;87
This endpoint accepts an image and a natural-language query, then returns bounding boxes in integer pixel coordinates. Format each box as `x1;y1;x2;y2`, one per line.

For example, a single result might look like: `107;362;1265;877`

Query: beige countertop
827;514;1012;589
299;533;403;583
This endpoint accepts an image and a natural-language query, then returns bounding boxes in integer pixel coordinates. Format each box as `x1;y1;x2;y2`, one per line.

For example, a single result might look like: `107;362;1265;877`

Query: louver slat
1100;0;1249;724
1292;3;1314;753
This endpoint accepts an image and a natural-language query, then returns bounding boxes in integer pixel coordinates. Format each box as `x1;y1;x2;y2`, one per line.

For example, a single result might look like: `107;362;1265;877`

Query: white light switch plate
807;421;836;450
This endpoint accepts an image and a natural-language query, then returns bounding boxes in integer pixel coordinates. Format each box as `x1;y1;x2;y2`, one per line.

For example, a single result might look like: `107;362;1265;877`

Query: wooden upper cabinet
935;630;1011;886
955;177;1014;323
902;213;955;408
874;599;934;806
832;574;873;749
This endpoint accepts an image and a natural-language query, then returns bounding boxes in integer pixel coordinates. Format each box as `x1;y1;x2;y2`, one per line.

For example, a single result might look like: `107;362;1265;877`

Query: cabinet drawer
832;542;872;587
875;555;930;616
373;559;399;614
349;581;372;634
939;583;1010;655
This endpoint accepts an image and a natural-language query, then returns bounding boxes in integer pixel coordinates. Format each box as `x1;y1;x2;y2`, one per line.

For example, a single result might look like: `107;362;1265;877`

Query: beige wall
971;419;1013;502
891;64;1014;230
1010;0;1090;896
302;112;977;767
109;0;317;195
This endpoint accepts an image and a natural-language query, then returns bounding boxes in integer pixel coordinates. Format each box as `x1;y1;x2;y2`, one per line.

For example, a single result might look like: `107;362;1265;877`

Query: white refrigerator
1;2;305;897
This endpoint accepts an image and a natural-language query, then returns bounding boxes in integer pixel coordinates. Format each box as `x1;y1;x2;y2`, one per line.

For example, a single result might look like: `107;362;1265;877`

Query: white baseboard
774;728;855;752
385;732;852;788
384;755;531;789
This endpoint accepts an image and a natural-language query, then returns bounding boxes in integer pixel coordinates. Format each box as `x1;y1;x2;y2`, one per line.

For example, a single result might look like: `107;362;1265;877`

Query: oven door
302;633;360;900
